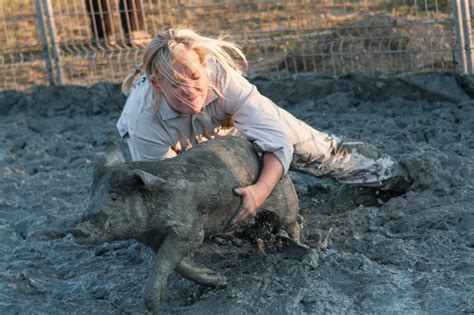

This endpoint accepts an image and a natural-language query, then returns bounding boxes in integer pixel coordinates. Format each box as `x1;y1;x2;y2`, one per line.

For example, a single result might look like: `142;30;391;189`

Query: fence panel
0;0;462;91
0;0;50;90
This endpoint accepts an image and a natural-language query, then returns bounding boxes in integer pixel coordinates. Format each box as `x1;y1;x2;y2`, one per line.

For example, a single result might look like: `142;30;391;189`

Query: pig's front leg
176;255;227;288
144;231;203;311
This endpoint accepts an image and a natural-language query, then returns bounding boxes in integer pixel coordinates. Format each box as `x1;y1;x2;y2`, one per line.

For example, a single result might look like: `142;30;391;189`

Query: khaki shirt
117;60;336;174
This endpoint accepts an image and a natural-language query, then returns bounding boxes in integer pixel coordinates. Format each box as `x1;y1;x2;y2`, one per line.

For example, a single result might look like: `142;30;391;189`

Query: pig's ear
103;140;125;166
92;141;126;181
92;154;108;182
129;169;166;190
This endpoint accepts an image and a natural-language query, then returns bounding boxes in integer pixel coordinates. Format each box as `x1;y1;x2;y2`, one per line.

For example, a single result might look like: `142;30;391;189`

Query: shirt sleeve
216;64;294;174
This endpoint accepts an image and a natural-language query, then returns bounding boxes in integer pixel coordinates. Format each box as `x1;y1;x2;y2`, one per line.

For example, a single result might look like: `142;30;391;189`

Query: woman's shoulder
206;58;221;82
207;58;247;95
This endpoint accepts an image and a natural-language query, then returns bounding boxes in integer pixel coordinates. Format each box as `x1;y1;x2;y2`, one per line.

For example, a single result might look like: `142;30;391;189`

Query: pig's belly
198;181;243;235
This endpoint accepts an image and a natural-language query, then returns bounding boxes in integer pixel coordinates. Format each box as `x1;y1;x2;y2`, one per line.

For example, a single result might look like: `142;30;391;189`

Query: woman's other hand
225;152;283;231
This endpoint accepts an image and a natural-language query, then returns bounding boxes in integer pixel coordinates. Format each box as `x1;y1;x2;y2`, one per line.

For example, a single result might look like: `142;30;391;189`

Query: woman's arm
213;62;294;230
214;62;294;174
225;152;284;231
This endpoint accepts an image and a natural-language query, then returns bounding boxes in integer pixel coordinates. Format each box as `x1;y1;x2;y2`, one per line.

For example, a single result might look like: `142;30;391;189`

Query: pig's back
194;136;260;185
181;137;261;233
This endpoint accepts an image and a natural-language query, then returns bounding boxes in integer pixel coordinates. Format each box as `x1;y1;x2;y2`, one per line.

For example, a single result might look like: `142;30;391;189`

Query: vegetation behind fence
0;0;461;91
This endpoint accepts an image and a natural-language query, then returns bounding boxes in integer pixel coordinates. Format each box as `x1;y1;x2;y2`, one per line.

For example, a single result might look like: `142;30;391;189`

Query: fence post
34;0;54;85
454;0;468;74
461;0;474;74
42;0;64;85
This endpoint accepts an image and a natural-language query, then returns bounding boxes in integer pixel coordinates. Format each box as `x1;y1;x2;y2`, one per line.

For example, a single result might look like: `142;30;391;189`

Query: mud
0;73;473;314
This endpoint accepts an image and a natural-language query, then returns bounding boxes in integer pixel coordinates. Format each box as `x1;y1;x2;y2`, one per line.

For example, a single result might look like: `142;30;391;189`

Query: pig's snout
70;228;90;239
70;226;93;245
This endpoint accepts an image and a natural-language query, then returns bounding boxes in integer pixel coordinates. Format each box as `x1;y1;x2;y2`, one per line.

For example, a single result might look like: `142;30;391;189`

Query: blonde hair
121;28;247;112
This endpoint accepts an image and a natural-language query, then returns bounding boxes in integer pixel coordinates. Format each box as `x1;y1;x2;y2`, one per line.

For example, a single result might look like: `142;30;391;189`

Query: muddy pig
71;136;300;311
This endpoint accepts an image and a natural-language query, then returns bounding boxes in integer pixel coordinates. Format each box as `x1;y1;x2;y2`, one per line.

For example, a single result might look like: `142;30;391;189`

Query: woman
117;28;405;231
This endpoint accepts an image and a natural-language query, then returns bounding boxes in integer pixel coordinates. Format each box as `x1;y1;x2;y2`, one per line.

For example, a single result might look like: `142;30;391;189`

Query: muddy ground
0;73;473;314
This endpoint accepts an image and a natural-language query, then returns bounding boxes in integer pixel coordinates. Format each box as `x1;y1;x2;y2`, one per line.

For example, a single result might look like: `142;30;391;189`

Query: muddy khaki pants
220;112;400;189
291;132;399;188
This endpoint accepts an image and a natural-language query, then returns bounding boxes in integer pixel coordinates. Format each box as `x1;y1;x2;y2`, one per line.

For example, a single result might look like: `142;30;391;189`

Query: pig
71;136;300;311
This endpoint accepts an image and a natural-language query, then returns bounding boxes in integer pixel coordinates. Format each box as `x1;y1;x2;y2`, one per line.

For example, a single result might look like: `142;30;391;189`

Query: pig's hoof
144;295;160;312
144;298;157;312
193;276;227;300
213;274;227;289
201;271;227;288
144;285;163;312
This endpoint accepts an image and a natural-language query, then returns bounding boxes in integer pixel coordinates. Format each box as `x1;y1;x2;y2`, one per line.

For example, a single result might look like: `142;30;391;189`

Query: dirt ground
0;72;473;314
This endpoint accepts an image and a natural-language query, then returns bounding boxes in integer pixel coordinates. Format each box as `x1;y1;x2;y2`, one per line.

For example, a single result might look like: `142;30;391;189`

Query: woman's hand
231;182;270;227
225;152;284;231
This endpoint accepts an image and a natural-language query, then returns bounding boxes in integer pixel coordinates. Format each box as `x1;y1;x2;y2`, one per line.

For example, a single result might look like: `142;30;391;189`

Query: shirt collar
158;88;218;120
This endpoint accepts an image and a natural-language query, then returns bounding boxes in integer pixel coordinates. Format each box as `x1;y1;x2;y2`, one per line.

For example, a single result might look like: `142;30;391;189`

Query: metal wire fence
0;0;470;91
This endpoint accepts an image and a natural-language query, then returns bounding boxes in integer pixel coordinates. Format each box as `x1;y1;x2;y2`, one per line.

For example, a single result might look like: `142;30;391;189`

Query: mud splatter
1;73;473;313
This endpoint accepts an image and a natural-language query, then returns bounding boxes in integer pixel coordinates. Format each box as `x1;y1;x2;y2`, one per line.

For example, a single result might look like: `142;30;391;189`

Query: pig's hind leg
176;256;227;288
284;220;301;242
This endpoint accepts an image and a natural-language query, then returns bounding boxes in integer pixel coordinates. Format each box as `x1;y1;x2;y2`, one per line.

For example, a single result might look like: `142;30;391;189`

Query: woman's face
151;49;209;115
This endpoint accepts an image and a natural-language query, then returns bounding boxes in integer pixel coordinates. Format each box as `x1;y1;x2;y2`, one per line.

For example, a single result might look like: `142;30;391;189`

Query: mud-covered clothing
117;60;397;186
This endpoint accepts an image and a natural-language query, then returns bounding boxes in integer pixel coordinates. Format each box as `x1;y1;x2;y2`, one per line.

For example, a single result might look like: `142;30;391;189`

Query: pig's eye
110;192;119;201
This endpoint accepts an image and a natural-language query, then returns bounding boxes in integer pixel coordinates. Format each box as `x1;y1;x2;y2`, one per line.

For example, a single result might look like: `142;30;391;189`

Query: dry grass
0;0;456;90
